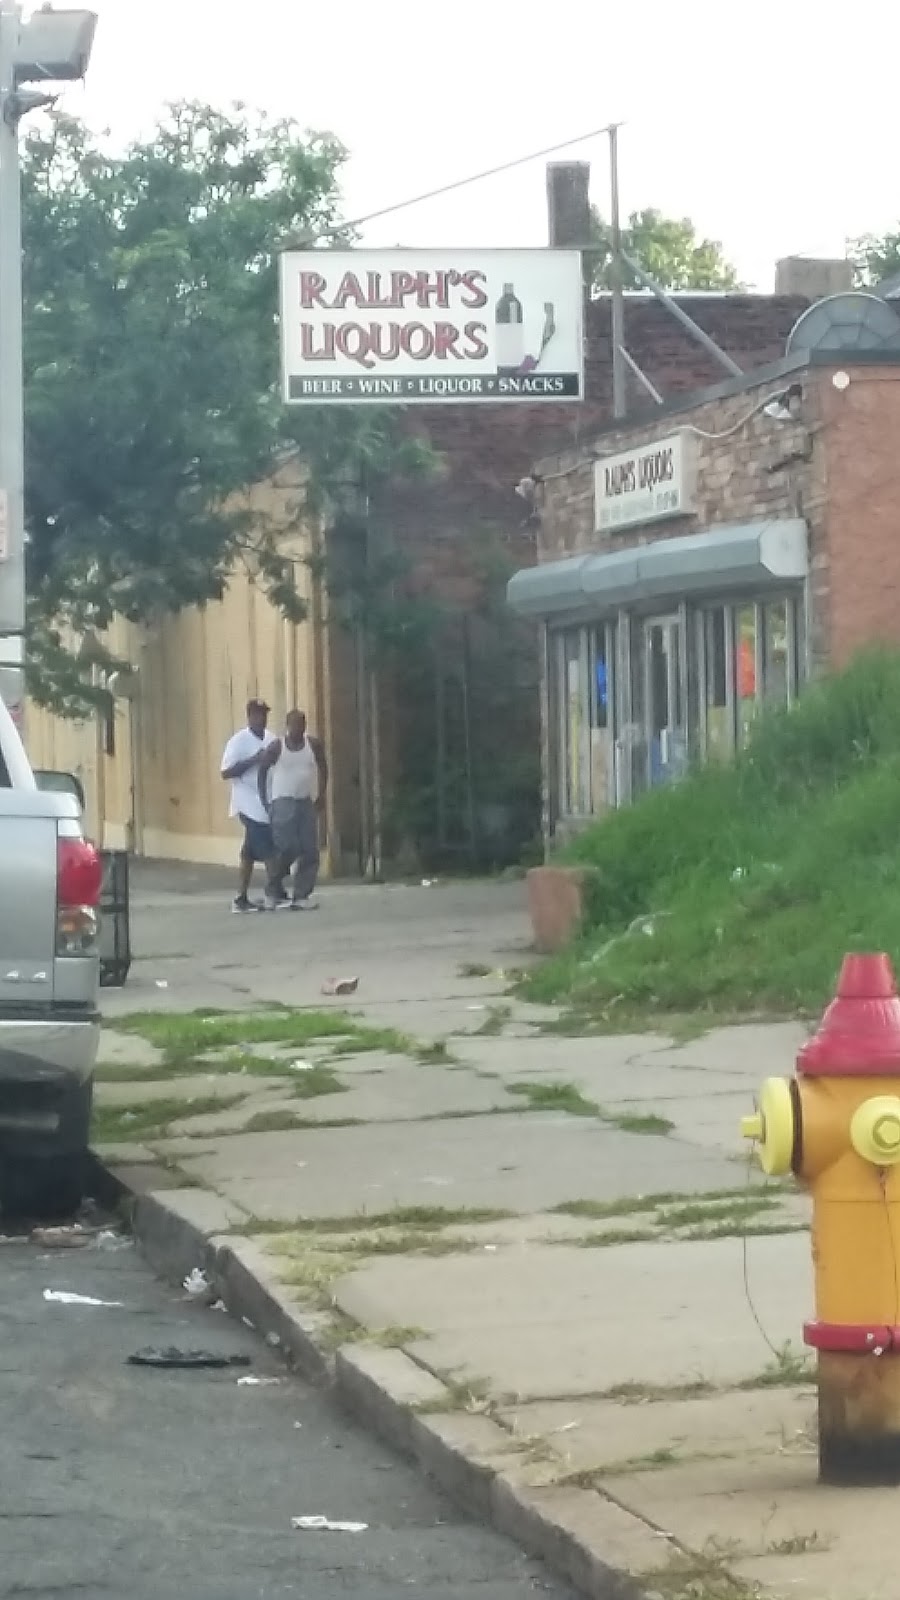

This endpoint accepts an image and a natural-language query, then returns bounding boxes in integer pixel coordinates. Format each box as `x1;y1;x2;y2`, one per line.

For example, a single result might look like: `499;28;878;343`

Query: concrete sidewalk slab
162;1113;744;1222
331;1232;810;1396
497;1386;816;1471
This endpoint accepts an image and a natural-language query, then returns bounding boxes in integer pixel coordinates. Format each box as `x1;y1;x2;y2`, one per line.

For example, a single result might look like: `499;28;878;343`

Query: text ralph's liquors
495;283;524;373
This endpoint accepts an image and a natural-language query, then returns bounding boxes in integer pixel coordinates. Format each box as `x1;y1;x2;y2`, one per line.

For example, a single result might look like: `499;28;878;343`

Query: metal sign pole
0;0;24;641
609;123;627;419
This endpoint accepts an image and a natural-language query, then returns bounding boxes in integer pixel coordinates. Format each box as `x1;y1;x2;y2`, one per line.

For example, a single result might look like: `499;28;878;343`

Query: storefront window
590;624;616;812
703;607;732;760
734;604;759;747
553;628;592;817
762;601;789;705
551;593;805;829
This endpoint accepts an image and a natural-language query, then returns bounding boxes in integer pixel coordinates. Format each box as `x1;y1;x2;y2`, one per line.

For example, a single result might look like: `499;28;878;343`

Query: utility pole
0;2;96;688
0;0;24;642
608;122;627;419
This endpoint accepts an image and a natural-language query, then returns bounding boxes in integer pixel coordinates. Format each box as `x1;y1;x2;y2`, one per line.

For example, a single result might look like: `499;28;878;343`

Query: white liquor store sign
279;249;584;405
594;431;697;533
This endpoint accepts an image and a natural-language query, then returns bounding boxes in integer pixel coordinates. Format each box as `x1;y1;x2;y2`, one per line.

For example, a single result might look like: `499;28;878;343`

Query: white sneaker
292;895;320;911
231;895;263;914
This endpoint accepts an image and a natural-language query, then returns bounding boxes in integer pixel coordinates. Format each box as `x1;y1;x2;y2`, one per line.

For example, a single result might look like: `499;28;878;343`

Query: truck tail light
57;832;102;955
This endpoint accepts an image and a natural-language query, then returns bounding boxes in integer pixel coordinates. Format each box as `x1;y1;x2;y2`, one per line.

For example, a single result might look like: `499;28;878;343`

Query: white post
609;123;627;420
0;0;24;641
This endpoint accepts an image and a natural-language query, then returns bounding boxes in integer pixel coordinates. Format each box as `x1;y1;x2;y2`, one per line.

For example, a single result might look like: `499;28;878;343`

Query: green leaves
21;102;427;712
589;206;740;292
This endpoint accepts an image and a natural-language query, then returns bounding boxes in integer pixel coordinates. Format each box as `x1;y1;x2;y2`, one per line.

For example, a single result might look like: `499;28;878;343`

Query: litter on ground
43;1289;124;1307
127;1347;251;1370
291;1516;368;1534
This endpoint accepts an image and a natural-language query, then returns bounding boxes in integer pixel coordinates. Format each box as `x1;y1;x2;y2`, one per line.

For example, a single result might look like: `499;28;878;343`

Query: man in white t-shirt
258;708;328;911
220;698;277;913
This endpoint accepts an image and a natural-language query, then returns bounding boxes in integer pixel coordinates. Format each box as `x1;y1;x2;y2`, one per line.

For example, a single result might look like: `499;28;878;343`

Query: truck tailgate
0;815;56;1006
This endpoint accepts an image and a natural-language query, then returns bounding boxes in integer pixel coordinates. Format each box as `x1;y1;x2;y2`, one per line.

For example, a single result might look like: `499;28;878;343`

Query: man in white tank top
258;709;328;910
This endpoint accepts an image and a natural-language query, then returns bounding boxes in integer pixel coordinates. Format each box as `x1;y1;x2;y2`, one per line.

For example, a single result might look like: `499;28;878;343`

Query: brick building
508;351;900;849
367;288;813;870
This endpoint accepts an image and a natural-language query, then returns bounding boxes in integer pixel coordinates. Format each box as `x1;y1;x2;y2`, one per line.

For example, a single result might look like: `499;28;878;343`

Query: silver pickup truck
0;693;101;1216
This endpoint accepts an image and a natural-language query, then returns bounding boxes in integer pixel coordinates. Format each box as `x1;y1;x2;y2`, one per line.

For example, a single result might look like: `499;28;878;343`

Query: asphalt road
0;1231;572;1600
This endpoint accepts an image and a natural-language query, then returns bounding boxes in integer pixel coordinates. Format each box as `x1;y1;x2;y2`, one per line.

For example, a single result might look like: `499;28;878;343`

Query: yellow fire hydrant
742;952;900;1485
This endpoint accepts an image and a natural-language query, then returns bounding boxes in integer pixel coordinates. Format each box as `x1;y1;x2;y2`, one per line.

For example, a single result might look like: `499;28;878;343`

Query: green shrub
527;650;900;1016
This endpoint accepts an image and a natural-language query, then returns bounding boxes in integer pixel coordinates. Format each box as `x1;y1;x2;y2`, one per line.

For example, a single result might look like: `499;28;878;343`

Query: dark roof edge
535;348;900;474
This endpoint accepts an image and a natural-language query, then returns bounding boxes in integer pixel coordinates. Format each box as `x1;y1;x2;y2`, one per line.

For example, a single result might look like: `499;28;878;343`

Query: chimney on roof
546;162;592;248
775;256;854;299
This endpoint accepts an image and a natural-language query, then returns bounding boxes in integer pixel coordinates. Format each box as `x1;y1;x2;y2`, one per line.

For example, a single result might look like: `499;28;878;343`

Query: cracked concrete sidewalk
96;862;887;1600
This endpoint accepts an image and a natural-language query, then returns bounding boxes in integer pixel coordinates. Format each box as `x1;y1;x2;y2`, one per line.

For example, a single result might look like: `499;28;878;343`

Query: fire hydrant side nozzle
740;1076;797;1176
740;952;900;1486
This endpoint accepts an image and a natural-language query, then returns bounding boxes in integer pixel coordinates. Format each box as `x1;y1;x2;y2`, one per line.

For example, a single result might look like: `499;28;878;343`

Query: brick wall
818;367;900;667
375;295;811;598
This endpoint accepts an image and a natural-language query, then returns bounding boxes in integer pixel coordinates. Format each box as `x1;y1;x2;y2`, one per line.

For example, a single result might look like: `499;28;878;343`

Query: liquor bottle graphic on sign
495;282;525;374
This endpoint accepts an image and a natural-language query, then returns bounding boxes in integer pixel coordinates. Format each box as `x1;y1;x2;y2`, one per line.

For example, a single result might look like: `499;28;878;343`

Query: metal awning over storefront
507;519;809;620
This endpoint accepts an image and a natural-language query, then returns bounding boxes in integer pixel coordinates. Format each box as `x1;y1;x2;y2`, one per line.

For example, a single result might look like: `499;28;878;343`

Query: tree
590;205;740;292
849;230;900;287
20;104;430;713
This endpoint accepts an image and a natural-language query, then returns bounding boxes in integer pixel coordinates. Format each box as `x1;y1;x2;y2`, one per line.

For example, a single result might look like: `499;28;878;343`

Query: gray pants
267;797;320;901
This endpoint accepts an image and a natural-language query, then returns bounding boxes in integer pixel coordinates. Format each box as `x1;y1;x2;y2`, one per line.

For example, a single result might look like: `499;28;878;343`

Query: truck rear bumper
0;1015;100;1087
0;1016;99;1141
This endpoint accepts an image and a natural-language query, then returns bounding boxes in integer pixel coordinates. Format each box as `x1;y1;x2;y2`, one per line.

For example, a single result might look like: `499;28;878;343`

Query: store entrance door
644;615;687;788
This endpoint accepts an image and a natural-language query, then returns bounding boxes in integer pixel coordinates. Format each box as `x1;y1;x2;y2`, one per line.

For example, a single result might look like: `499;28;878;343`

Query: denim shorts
238;813;274;863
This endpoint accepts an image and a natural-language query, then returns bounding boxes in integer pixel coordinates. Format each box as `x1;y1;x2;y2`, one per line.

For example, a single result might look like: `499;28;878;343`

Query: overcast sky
62;0;900;289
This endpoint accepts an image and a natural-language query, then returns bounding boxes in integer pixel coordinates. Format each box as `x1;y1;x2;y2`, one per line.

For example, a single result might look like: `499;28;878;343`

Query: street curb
117;1176;665;1600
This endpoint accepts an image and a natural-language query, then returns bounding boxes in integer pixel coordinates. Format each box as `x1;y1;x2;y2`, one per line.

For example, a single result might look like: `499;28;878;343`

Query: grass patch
638;1546;758;1600
94;1055;349;1094
417;1039;453;1064
767;1530;830;1556
682;1220;807;1242
459;962;493;979
522;649;900;1019
328;1028;415;1058
248;1205;514;1236
323;1230;482;1258
508;1080;600;1117
576;1228;657;1248
240;1110;362;1134
739;1345;814;1389
550;1186;773;1221
474;1004;512;1037
659;1196;779;1229
92;1095;244;1143
109;1008;416;1065
606;1110;675;1135
415;1376;493;1415
369;1324;429;1347
598;1378;717;1404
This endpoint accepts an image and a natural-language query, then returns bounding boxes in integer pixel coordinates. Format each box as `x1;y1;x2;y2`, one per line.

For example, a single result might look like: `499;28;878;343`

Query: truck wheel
0;1079;93;1221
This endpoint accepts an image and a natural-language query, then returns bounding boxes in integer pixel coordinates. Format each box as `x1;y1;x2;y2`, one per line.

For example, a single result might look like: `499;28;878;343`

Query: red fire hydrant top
798;954;900;1078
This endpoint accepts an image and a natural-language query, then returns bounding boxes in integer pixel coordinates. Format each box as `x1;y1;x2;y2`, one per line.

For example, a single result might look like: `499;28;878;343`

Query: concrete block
527;865;591;953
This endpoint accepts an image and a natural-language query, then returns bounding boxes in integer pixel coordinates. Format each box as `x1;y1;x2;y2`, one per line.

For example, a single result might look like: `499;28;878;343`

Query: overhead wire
287;122;616;247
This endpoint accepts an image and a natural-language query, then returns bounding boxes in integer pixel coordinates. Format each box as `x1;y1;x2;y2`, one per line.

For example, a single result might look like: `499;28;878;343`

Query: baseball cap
246;697;270;715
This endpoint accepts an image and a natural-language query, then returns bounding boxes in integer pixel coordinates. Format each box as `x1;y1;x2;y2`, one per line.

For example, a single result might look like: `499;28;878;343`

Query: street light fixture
0;2;97;656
